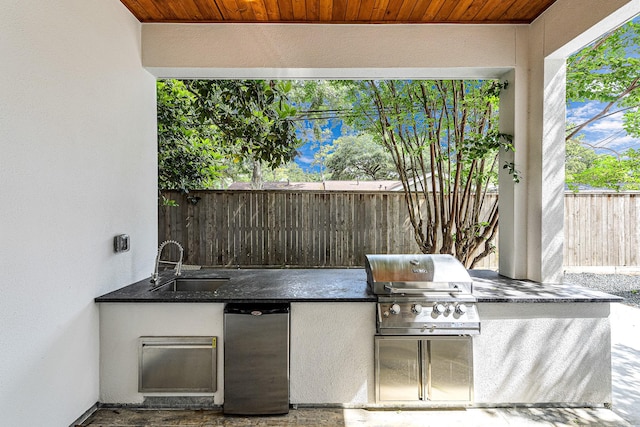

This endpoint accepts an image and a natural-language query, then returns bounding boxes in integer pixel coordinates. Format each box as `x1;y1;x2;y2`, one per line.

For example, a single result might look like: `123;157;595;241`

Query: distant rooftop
227;180;403;192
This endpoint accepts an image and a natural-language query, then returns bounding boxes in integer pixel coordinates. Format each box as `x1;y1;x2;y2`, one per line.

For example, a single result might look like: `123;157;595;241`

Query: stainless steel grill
365;254;480;336
367;254;479;404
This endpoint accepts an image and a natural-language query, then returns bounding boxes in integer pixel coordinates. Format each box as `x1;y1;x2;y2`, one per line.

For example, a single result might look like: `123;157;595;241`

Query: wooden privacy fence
159;191;640;269
564;192;640;267
159;190;498;268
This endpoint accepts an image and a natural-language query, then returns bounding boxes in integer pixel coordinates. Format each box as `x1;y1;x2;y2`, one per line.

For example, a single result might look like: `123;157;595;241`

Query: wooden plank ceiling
121;0;558;24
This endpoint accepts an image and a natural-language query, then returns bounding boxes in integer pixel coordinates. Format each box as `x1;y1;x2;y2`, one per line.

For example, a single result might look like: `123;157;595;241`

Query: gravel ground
564;273;640;308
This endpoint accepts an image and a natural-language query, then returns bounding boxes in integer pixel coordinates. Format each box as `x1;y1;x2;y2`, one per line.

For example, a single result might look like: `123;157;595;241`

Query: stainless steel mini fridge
223;303;290;415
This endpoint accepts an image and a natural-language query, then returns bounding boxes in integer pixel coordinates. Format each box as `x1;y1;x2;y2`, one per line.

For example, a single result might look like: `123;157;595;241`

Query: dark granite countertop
470;270;623;303
95;268;623;304
95;268;374;303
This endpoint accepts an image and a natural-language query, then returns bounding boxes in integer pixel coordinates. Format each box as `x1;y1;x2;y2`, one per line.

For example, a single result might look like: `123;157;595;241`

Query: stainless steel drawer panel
139;337;217;393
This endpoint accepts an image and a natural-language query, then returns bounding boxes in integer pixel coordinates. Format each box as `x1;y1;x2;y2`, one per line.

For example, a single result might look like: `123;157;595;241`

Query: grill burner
365;254;480;335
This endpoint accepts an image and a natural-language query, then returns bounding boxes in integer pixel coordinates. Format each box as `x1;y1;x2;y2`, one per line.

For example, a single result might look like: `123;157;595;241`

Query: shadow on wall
611;343;640;425
476;304;611;404
541;59;567;283
510;322;607;402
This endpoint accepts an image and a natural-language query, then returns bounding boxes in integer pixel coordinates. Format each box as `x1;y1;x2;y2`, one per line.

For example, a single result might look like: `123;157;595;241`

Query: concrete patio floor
79;303;640;427
79;407;627;426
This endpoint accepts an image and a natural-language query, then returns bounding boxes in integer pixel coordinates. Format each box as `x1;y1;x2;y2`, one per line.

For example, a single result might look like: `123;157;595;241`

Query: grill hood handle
383;284;463;294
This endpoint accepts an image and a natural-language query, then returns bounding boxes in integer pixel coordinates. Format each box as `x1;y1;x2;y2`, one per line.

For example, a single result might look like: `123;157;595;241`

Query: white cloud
567;101;602;123
296;155;314;165
585;112;625;133
567;100;640;152
602;134;640;151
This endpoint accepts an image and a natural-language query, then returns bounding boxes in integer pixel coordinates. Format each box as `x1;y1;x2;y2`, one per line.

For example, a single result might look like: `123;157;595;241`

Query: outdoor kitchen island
96;268;622;410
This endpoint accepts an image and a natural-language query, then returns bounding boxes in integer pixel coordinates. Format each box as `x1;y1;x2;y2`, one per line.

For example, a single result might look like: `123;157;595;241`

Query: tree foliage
289;80;353;144
187;80;299;169
157;79;300;192
569;148;640;191
157;80;225;192
565;18;640;191
339;80;513;268
319;134;397;180
565;138;599;190
267;161;323;182
566;19;640;142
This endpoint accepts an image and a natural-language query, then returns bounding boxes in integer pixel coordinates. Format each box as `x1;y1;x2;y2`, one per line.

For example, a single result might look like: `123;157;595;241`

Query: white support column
498;29;529;280
499;0;639;282
500;29;567;283
530;59;566;283
498;71;527;279
518;34;567;284
542;59;568;282
530;0;640;282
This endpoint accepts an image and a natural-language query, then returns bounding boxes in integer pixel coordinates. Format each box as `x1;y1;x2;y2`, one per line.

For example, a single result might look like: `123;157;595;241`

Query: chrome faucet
151;240;184;283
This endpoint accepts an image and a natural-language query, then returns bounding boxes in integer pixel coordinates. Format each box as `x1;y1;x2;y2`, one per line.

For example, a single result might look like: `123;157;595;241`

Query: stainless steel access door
375;336;473;403
376;337;422;401
428;338;473;401
224;303;290;415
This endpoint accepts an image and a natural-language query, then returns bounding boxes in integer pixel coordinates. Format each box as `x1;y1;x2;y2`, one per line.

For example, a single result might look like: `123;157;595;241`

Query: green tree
566;19;640;141
318;134;397;180
267;161;322;182
571;148;640;191
188;80;299;188
565;18;640;191
289;80;353;143
288;80;355;176
338;80;513;268
565;138;599;190
157;80;226;193
157;79;301;191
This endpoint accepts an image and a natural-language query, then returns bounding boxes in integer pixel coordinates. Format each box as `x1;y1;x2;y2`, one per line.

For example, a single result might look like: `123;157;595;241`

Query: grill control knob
432;303;446;315
455;303;468;315
389;304;401;315
412;304;423;314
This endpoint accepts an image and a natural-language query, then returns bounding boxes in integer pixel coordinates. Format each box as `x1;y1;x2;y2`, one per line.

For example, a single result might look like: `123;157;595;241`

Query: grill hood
365;254;473;295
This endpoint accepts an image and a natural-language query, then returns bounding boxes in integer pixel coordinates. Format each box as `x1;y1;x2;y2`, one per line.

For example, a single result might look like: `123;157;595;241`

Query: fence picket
160;190;640;269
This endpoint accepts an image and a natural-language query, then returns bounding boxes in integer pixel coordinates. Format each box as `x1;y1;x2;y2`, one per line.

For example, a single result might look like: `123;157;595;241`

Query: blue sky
295;100;640;173
564;15;640;155
567;101;640;154
294;71;640;173
293;97;640;173
295;119;346;173
296;142;321;172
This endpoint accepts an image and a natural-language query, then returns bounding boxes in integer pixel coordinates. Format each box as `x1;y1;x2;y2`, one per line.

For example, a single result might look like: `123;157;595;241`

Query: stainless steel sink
152;277;230;292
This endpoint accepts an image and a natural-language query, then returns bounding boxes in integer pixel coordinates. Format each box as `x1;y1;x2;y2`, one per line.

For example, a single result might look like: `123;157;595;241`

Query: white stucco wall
142;23;517;79
0;1;156;425
99;303;225;404
99;302;374;406
474;303;613;405
290;303;375;405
